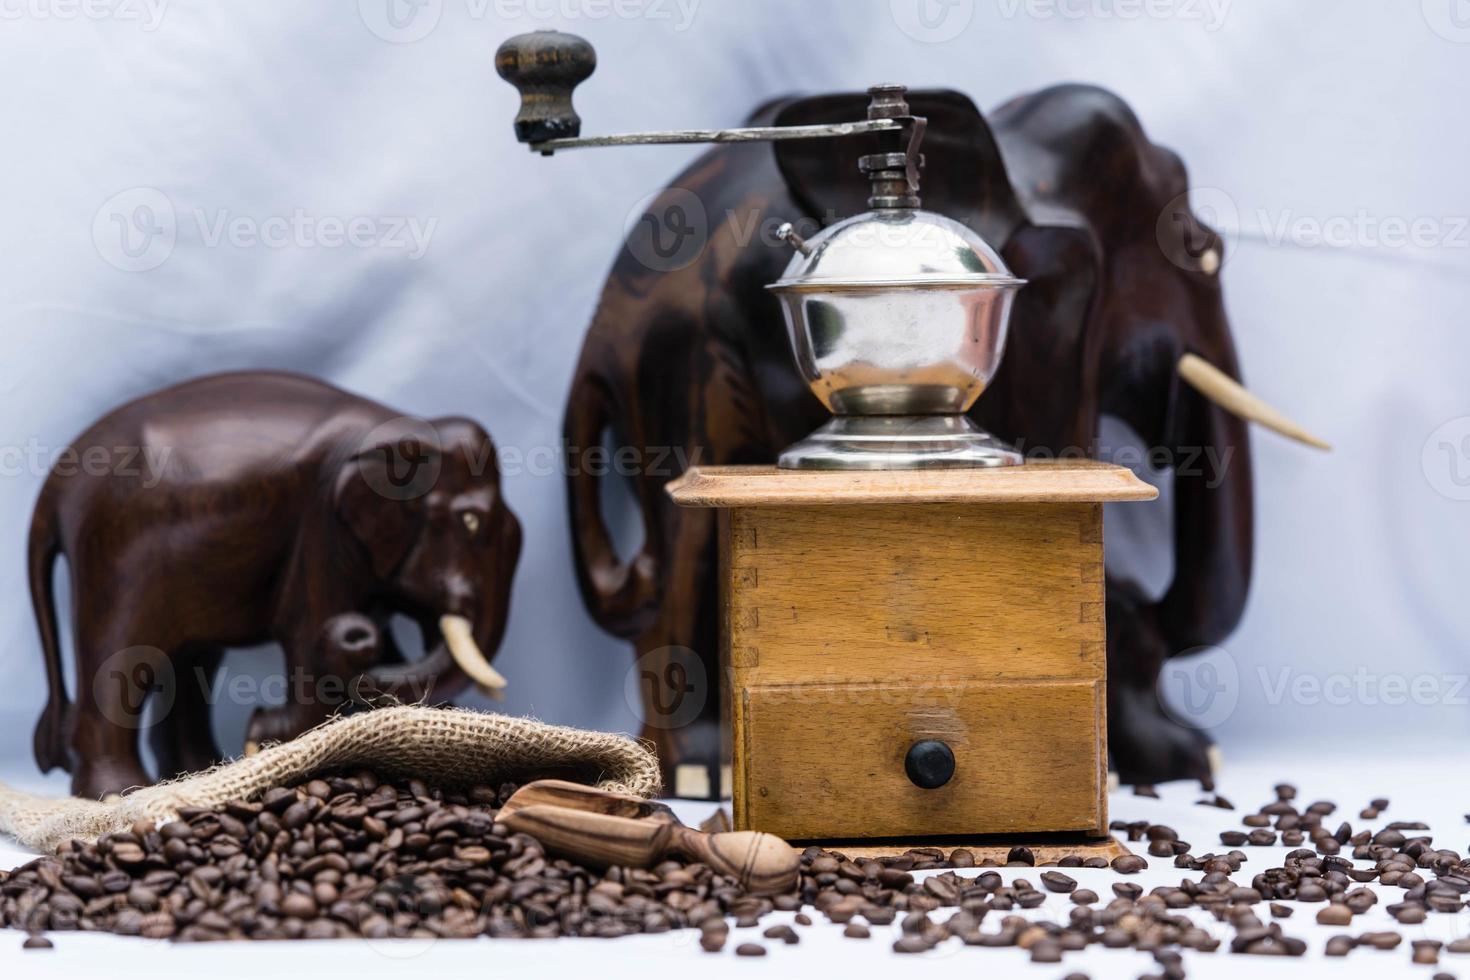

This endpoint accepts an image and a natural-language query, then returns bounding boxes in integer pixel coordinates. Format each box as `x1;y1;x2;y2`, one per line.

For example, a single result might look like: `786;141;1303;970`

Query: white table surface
2;749;1467;980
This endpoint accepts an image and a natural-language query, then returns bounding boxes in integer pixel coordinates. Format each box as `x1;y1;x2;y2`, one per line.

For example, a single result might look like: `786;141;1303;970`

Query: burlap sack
0;706;660;854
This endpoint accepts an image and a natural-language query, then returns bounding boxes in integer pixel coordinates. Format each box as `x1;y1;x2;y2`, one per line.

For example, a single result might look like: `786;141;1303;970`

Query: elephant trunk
362;616;506;703
565;369;661;638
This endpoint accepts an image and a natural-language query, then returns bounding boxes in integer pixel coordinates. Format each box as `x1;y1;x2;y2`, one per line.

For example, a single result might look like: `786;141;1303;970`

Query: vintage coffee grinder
500;32;1155;851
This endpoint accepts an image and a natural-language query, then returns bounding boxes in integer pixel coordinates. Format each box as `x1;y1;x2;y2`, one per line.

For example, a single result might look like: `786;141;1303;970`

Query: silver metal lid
768;208;1024;292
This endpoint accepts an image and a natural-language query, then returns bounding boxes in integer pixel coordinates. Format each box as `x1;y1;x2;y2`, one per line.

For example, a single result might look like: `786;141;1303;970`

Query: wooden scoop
497;779;678;823
496;781;799;896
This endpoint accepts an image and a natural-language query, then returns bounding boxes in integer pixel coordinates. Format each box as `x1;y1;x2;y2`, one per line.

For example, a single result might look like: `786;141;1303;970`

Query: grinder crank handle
496;31;910;155
497;804;800;896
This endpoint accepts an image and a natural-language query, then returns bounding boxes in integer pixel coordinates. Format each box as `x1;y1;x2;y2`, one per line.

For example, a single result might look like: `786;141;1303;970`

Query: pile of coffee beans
2;774;1469;976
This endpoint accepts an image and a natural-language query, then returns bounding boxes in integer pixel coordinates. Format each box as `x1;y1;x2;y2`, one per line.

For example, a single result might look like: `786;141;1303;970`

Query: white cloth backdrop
0;0;1467;783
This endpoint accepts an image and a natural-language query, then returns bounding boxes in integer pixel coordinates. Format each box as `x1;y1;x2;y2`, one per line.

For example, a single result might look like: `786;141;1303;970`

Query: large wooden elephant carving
565;84;1323;794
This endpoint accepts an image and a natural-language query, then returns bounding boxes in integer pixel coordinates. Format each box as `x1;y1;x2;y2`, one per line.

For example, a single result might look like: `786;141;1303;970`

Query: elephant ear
772;89;1027;244
334;433;439;579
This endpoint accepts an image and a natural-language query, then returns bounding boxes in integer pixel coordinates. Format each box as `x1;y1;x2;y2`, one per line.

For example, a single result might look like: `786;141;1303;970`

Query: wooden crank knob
495;31;597;145
905;739;955;789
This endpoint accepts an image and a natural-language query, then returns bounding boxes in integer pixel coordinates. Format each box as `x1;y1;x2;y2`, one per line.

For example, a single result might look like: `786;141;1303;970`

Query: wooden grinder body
669;462;1157;843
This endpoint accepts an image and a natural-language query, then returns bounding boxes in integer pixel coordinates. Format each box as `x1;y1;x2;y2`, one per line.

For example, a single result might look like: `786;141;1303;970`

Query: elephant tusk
1177;353;1332;451
440;614;507;700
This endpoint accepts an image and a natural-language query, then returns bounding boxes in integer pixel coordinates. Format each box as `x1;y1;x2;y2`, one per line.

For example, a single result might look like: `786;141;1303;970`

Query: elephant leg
68;628;159;799
634;508;723;799
246;614;380;750
1105;579;1215;787
150;648;223;779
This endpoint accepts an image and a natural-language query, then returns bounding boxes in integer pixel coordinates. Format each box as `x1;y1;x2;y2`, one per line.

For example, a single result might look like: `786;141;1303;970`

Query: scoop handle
495;31;597;145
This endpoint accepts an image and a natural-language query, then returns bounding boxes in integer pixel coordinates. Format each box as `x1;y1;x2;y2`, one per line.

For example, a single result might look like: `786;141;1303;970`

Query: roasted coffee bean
1359;931;1402;950
734;943;766;957
1112;855;1147;874
1040;871;1076;894
1414;940;1444;966
1316;903;1353;926
1147;839;1176;858
843;923;869;939
1005;847;1035;866
22;935;53;950
1393;905;1427;924
763;924;798;945
1134;785;1160;799
1030;938;1062;963
1071;889;1098;905
1324;935;1354;956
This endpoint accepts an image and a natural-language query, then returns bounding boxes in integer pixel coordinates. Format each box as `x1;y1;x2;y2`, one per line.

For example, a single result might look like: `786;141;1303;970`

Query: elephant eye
461;512;482;535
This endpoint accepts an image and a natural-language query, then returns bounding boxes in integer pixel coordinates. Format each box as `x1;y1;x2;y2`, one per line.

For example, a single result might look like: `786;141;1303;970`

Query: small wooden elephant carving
29;372;522;799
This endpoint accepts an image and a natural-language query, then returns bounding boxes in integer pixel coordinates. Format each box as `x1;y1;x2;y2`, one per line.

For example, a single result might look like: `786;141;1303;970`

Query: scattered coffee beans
3;769;1468;978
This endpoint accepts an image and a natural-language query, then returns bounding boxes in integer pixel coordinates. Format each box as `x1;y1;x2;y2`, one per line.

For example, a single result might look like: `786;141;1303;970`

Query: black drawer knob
905;739;955;789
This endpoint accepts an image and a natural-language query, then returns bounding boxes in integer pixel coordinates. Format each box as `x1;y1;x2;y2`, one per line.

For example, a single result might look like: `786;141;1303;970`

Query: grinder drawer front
738;680;1104;840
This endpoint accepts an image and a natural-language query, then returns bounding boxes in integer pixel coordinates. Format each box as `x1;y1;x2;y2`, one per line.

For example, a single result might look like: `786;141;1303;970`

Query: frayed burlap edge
0;706;660;854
